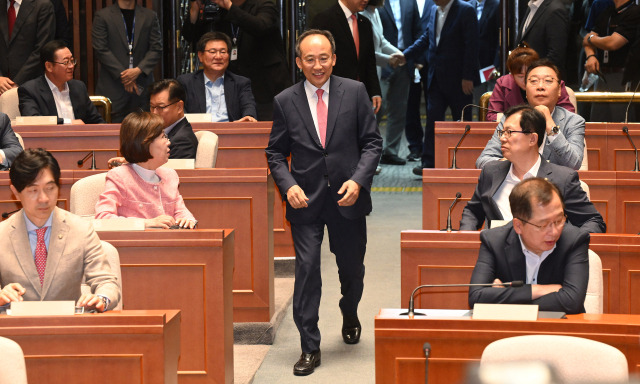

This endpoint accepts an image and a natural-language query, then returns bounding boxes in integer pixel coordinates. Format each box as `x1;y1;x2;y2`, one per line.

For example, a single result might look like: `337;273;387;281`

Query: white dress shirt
45;75;75;123
436;0;454;46
521;0;544;36
520;235;556;284
492;155;542;220
7;0;21;16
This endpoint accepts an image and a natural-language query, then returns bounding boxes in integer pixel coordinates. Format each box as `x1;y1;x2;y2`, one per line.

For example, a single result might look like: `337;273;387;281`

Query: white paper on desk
184;113;213;123
472;303;538;321
162;158;195;170
93;218;145;231
10;301;75;316
479;65;496;83
15;116;57;125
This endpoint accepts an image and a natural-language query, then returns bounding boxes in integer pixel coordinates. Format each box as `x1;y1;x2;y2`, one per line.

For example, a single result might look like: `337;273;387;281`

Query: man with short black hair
18;40;105;125
177;31;257;122
461;105;605;233
468;177;590;314
0;149;120;311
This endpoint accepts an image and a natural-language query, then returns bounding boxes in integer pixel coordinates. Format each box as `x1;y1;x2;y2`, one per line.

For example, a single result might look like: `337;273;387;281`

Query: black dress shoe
342;314;362;344
380;153;407;165
293;350;321;376
407;151;422;162
412;165;423;176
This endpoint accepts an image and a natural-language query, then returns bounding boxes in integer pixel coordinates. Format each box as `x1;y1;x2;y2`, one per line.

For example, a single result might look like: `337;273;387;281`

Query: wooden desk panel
0;310;180;384
434;122;496;169
376;310;640;384
98;230;234;384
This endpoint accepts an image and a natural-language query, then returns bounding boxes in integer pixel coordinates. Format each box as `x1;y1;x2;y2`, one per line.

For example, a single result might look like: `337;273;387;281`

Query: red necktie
350;14;359;58
35;227;48;286
316;89;327;147
7;0;16;38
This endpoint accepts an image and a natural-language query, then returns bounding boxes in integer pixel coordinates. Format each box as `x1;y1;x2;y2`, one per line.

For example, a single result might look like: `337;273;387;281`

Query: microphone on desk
624;80;640;125
460;104;502;123
77;151;97;170
423;342;432;384
451;125;470;169
622;127;640;172
400;281;524;317
1;208;20;219
442;192;461;232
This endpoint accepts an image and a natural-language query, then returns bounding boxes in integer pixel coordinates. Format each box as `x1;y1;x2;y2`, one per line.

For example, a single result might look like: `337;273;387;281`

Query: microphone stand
77;151;98;170
441;192;461;232
450;125;470;169
622;127;640;172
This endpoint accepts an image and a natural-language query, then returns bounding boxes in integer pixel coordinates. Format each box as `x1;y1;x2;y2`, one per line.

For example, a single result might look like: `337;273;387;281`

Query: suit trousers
423;77;472;168
290;188;367;353
405;71;428;155
378;66;411;156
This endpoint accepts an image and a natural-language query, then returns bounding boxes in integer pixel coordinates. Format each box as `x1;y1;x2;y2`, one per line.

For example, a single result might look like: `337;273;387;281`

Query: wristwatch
548;125;560;136
588;34;595;44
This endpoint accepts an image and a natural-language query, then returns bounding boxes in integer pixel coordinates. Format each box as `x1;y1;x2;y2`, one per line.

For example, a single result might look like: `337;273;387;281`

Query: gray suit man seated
476;59;585;170
0;149;120;312
460;105;605;233
0;112;23;170
468;177;589;314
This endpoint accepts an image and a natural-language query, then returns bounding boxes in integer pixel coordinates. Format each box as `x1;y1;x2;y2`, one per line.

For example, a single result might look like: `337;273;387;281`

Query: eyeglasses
51;58;77;67
517;214;567;232
302;56;332;66
149;100;179;111
202;49;228;56
527;76;558;86
497;129;531;138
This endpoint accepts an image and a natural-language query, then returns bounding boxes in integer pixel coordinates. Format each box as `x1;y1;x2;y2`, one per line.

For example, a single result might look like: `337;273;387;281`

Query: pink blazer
95;164;195;221
486;74;575;121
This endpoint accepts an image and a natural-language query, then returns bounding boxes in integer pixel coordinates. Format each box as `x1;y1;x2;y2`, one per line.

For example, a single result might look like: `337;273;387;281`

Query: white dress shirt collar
303;79;331;139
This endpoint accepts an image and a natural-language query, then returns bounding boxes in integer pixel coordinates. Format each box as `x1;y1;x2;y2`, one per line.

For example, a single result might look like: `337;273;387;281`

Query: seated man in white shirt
460;104;605;233
17;40;106;125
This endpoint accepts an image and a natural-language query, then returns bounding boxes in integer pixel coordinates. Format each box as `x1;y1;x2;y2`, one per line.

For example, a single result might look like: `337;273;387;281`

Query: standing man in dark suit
182;0;292;121
404;0;479;173
376;0;422;166
0;0;54;94
516;0;570;78
460;105;605;233
177;32;257;122
18;40;106;125
468;177;590;314
0;112;22;170
92;0;162;123
312;0;383;114
469;0;500;105
265;30;382;376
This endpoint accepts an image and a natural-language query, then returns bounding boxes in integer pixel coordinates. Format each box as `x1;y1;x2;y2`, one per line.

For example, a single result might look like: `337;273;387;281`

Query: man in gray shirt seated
461;105;605;233
476;59;585;170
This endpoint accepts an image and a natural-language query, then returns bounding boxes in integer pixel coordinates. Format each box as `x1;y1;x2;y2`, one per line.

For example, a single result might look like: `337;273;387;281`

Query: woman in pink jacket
95;112;196;229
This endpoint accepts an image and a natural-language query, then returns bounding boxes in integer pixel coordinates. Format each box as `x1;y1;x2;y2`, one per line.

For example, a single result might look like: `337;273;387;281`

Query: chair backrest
81;241;122;311
566;86;578;112
194;130;219;168
585;249;603;314
89;96;112;123
0;337;28;384
579;180;591;200
14;132;24;149
580;138;589;171
481;335;628;383
70;173;107;217
0;88;20;120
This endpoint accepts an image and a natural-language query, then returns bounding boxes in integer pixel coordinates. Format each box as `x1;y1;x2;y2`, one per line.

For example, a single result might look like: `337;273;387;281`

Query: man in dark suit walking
265;30;382;376
177;32;257;122
311;0;382;113
18;40;105;125
468;177;590;314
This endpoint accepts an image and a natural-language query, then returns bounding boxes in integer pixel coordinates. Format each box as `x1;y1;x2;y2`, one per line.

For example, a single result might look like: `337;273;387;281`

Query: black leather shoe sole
380;154;407;165
412;166;423;176
293;351;321;376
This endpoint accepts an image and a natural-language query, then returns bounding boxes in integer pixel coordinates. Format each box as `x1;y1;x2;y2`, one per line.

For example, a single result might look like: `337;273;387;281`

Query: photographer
182;0;291;121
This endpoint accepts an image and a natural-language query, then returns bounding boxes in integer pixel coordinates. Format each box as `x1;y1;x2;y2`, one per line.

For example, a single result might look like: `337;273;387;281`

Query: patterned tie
350;14;360;58
35;227;48;286
316;89;327;147
7;0;16;38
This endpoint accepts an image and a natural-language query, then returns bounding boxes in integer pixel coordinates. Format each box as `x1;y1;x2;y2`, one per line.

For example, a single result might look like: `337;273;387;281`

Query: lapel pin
58;234;63;239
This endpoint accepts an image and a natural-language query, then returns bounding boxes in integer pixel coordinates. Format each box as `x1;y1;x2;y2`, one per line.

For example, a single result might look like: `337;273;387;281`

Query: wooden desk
434;122;640;171
400;230;640;315
375;309;640;384
98;230;234;384
420;169;634;233
0;310;180;384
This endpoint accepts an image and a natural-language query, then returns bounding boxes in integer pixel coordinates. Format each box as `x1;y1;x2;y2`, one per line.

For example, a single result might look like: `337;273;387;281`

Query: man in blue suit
265;30;382;376
469;0;500;105
403;0;479;173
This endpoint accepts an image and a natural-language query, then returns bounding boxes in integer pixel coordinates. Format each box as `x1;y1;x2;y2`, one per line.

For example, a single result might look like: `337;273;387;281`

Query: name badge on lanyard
123;13;136;68
129;44;134;68
230;24;239;61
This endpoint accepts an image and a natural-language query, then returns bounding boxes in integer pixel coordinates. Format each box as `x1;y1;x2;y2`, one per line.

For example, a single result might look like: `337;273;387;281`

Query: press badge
603;50;609;64
231;47;238;61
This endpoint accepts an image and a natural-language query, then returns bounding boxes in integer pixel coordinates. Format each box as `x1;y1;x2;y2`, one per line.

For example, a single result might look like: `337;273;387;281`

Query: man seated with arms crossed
476;59;585;170
468;177;589;314
460;105;605;233
177;32;257;122
18;40;106;125
0;112;23;170
0;149;120;311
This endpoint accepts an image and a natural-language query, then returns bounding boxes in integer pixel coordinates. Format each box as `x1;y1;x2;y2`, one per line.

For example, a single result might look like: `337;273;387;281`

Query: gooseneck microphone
622;127;640;172
400;280;525;317
77;151;97;170
424;342;432;384
1;208;20;219
451;125;470;169
442;192;461;232
624;80;640;125
460;104;502;122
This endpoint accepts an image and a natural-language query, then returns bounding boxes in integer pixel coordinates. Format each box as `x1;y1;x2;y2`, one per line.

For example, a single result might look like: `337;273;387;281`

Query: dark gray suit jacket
460;157;606;233
167;117;198;160
265;75;382;224
468;222;589;314
176;70;257;121
18;76;105;124
0;0;54;85
0;113;22;170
